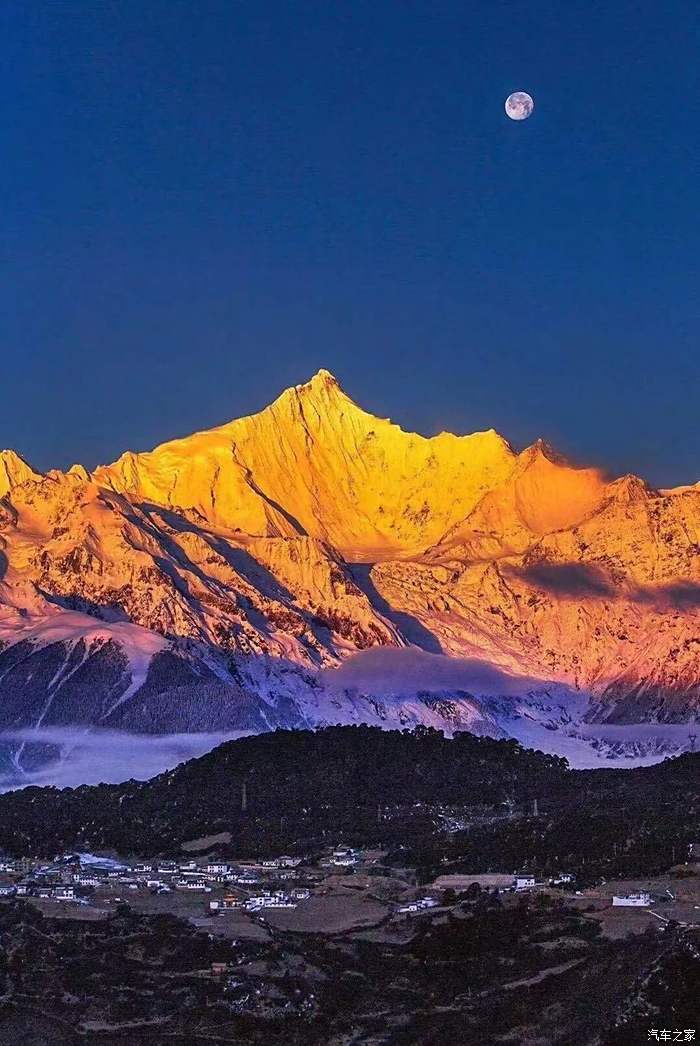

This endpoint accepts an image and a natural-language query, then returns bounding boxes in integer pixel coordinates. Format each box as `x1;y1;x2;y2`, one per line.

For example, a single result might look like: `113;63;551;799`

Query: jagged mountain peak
606;473;657;503
268;367;360;419
297;367;342;390
92;371;517;557
0;450;42;498
3;371;700;777
427;434;609;562
519;438;574;468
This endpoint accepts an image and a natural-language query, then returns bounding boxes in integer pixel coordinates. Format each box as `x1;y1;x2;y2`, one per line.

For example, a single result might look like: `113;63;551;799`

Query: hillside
1;726;699;882
0;727;567;856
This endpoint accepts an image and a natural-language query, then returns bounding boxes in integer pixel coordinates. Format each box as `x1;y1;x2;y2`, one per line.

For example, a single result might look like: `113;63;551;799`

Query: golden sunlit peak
0;449;41;496
0;448;30;465
296;368;342;392
275;368;353;410
520;438;573;467
312;367;338;382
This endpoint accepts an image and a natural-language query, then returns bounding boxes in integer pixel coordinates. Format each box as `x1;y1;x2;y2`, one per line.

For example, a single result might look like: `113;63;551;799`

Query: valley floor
1;866;697;1045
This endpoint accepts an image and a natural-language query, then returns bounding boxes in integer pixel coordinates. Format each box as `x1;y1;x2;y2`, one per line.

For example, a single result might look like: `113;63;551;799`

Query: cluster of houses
317;846;363;869
396;896;440;914
130;857;281;893
0;851;316;906
511;871;657;909
513;871;575;891
0;854;95;902
0;845;379;910
511;871;663;910
0;877;76;902
210;886;312;914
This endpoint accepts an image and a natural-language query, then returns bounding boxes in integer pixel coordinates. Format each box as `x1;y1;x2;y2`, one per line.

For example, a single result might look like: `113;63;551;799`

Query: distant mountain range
2;369;700;783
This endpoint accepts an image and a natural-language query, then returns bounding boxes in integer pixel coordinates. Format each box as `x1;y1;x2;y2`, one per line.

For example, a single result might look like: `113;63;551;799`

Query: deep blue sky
2;1;699;484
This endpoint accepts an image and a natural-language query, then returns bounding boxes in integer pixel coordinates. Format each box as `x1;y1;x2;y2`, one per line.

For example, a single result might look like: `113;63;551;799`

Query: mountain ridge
2;369;700;783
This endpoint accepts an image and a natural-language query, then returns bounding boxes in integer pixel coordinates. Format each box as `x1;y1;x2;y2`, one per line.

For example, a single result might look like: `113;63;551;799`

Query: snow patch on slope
0;605;167;695
320;647;699;768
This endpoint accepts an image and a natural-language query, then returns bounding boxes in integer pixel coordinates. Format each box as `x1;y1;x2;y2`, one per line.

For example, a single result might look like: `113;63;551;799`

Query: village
2;839;700;1032
2;840;700;938
0;847;346;913
0;844;380;909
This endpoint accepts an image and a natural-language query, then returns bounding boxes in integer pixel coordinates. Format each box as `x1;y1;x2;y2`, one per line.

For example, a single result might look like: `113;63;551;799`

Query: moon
505;91;534;121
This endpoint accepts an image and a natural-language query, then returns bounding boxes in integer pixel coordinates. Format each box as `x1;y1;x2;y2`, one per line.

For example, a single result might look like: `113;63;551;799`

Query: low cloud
0;727;249;792
321;646;567;698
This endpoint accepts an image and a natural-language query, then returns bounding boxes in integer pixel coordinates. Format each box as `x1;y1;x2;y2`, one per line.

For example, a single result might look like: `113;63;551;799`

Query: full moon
505;91;534;120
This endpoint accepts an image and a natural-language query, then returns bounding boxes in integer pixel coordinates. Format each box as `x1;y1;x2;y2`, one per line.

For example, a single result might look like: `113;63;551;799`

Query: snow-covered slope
319;647;699;767
2;369;700;783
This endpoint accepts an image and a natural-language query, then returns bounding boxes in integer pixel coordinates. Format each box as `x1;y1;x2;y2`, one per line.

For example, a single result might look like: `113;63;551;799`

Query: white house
175;878;211;892
73;873;102;887
332;847;359;864
0;880;16;897
246;891;296;910
245;895;269;908
206;863;231;875
54;885;76;901
210;893;244;911
155;861;176;874
157;860;177;874
397;896;439;914
332;852;359;867
514;873;536;891
612;892;651;907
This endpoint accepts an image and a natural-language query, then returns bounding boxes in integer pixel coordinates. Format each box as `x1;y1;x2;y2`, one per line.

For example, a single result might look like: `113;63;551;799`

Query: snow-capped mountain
2;369;700;782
